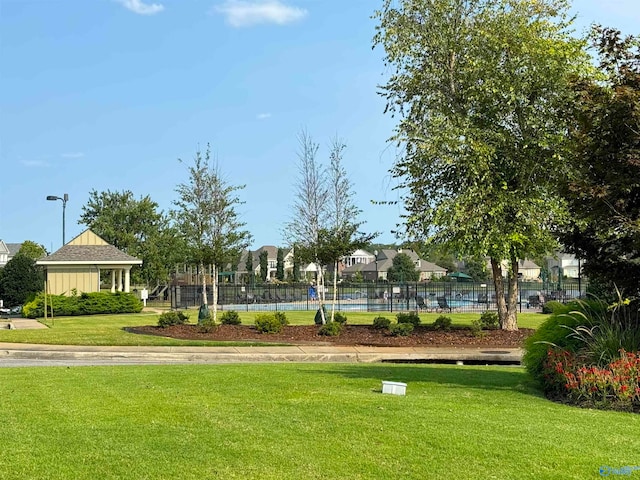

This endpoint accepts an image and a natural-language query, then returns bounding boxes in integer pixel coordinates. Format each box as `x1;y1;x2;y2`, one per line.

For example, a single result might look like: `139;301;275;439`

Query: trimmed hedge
23;291;143;318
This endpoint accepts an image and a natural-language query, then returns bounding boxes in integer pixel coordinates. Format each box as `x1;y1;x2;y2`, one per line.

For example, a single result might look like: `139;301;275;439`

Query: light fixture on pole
46;193;69;245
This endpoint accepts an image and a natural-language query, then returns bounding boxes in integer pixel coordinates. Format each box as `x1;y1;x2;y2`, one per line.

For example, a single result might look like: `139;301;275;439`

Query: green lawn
0;311;549;346
1;363;637;479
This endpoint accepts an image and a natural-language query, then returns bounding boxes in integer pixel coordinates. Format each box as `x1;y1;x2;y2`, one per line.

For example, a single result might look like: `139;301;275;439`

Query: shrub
523;300;605;383
274;311;289;326
333;312;347;325
432;315;452;331
198;318;217;333
389;323;414;337
318;321;343;336
470;319;485;338
220;310;241;325
542;301;565;314
372;316;391;330
158;310;189;328
255;314;284;334
23;292;143;318
396;311;420;327
479;311;499;329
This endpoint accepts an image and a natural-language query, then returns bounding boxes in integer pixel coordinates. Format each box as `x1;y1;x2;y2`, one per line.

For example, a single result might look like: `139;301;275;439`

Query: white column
118;269;123;292
111;270;116;293
124;268;131;293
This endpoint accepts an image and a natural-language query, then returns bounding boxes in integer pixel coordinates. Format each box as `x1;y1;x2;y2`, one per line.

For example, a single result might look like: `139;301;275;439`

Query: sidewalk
0;342;523;365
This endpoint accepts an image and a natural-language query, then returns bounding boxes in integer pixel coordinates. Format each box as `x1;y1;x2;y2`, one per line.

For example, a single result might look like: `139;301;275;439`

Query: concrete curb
0;343;523;365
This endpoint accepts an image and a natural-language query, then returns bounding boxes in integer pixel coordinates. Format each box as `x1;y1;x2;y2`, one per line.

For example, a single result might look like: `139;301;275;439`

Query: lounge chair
436;296;453;313
415;296;432;311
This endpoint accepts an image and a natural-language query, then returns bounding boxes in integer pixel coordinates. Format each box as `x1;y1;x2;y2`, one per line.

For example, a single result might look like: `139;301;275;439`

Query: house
0;240;9;268
36;229;142;295
547;252;581;279
485;258;541;281
342;248;446;282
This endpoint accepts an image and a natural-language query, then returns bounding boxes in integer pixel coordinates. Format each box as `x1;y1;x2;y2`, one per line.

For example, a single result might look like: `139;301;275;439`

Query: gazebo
37;229;142;295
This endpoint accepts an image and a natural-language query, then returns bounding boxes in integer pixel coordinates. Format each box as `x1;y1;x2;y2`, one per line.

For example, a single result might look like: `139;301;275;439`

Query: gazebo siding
37;230;142;296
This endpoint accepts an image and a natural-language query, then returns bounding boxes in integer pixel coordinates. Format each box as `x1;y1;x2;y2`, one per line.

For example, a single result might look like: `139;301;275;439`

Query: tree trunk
316;261;327;324
330;260;339;322
200;262;208;306
212;264;218;323
504;257;519;331
490;258;508;327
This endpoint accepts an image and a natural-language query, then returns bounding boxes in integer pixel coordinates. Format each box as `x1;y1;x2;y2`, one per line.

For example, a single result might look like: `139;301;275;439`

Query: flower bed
543;348;640;412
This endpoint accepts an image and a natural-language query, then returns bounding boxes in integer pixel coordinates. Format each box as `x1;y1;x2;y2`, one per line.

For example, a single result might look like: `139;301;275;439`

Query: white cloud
21;160;49;168
116;0;164;15
256;113;272;120
214;0;307;27
61;152;85;159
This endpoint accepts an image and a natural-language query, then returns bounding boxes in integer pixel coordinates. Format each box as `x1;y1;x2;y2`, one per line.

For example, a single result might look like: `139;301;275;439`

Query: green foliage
158;311;190;328
389;322;414;337
386;253;420;282
172;144;252;304
17;241;47;260
542;301;565;315
432;315;452;331
259;250;269;282
318;321;343;336
314;306;326;325
79;189;183;285
276;248;285;281
373;0;590;329
523;301;602;382
479;311;499;329
23;292;143;318
333;312;347;325
373;316;391;330
245;251;254;284
470;319;486;338
274;311;289;326
396;311;420;327
254;314;284;334
558;27;640;295
0;254;43;306
198;318;217;333
220;310;241;325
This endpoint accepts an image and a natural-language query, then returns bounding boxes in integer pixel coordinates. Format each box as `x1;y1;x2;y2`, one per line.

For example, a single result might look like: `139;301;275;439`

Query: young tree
259;250;269;283
373;0;589;329
387;252;420;282
276;248;285;281
245;251;254;285
559;27;640;296
323;137;376;321
173;144;252;322
285;130;329;322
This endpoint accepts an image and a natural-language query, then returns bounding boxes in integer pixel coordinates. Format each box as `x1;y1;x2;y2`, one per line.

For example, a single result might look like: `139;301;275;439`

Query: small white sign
140;289;148;300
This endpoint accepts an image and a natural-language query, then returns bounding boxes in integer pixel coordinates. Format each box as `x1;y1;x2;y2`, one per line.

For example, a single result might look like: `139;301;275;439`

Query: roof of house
37;230;142;266
6;243;22;257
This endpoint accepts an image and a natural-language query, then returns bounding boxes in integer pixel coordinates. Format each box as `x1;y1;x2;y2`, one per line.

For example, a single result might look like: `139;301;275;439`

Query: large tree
79;189;183;285
17;241;47;260
387;252;420;282
559;27;640;297
373;0;589;329
173;144;252;322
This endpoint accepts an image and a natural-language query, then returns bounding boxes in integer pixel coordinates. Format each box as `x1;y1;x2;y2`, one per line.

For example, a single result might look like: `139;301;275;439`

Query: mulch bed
127;324;534;348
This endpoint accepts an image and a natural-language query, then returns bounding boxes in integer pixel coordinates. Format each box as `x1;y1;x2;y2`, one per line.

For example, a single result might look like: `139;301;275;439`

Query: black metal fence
154;280;587;313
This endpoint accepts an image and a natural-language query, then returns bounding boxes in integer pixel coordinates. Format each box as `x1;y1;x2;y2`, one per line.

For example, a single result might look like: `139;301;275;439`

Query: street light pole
46;193;69;245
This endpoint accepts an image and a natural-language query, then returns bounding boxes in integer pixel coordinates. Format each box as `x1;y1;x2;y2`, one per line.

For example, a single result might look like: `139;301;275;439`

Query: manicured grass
0;310;549;346
0;363;637;479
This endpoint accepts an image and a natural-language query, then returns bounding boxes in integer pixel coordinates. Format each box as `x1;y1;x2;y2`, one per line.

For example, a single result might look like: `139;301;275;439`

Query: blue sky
1;0;638;253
